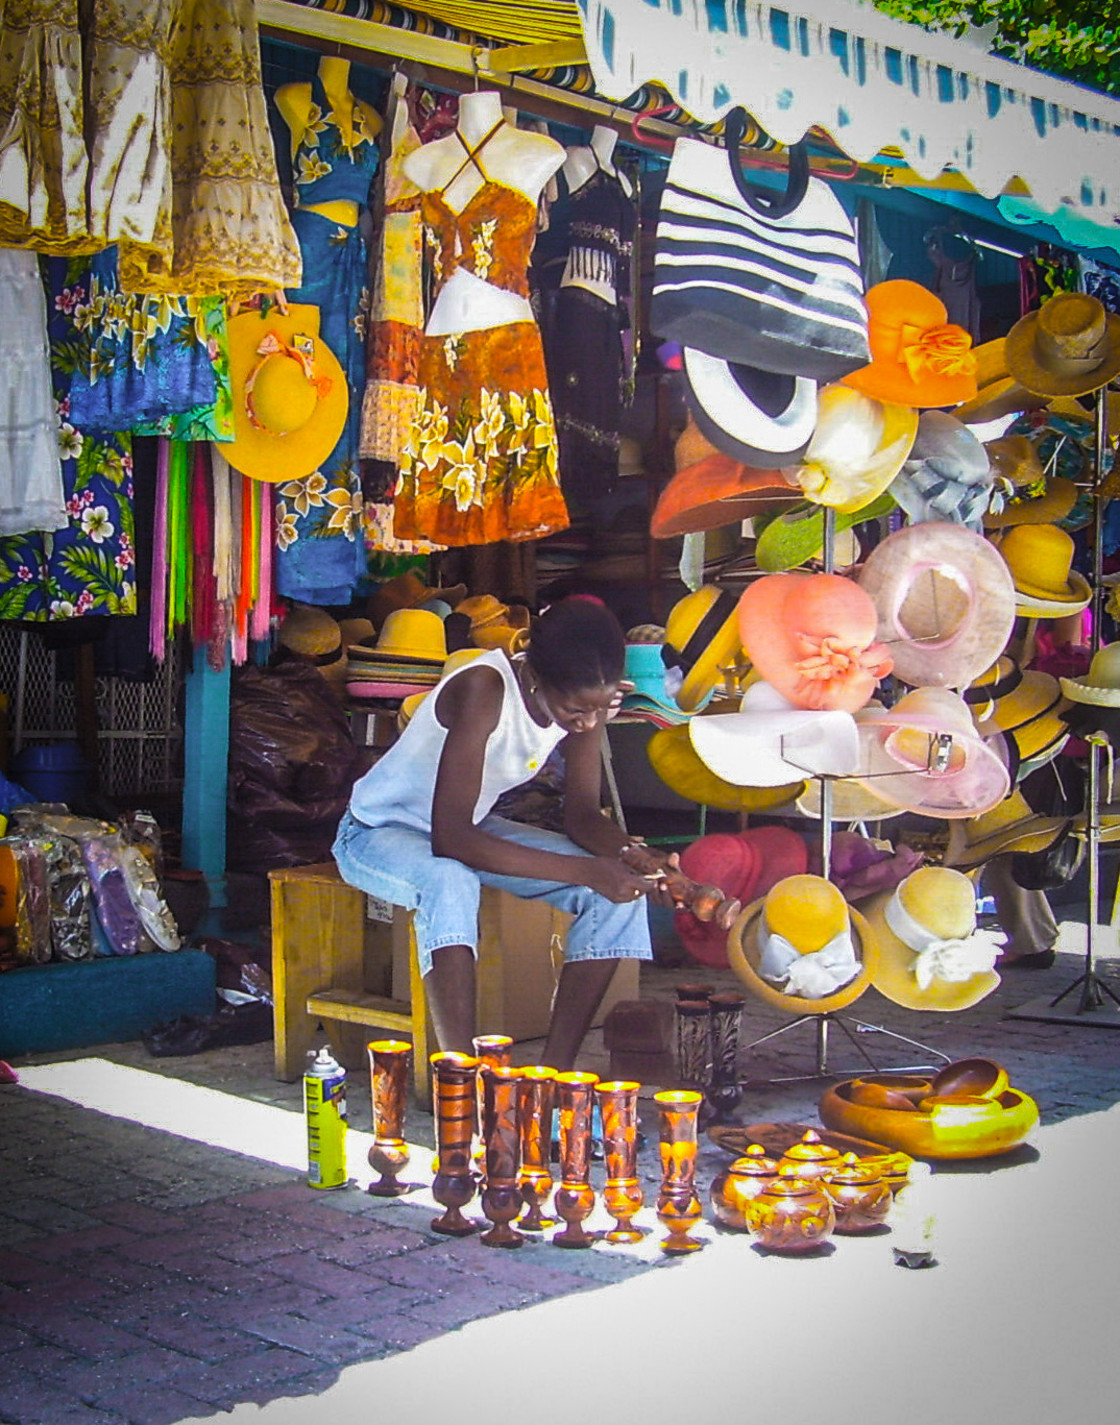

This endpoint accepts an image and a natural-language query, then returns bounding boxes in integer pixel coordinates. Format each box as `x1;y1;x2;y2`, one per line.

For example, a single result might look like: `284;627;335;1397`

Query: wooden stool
269;862;575;1105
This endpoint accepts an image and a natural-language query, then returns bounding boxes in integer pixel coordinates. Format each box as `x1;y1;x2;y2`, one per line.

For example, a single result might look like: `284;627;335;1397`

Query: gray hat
889;411;992;530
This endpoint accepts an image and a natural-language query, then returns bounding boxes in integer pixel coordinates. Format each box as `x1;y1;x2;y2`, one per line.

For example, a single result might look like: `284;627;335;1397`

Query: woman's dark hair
527;597;625;692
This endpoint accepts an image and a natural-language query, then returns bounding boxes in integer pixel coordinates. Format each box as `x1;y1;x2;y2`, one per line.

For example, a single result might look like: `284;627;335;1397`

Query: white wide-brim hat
683;346;817;467
689;679;860;788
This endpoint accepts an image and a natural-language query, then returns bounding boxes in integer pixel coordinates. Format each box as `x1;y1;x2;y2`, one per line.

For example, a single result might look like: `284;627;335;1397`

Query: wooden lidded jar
822;1152;892;1234
778;1129;842;1182
709;1144;779;1232
747;1165;836;1253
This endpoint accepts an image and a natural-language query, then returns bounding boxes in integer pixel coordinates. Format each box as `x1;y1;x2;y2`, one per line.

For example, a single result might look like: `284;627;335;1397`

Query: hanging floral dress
0;258;136;620
273;71;378;605
393;126;569;546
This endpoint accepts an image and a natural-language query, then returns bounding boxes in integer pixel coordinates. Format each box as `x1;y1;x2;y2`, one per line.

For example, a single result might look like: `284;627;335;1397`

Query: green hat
753;492;895;573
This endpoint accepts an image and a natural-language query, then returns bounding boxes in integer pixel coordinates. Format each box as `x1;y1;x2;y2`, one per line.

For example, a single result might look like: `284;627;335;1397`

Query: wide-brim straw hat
663;586;745;713
840;280;978;409
368;570;467;628
277;603;346;685
793;777;904;823
944;788;1069;869
1005;291;1120;399
688;679;860;788
863;868;1002;1013
682;346;817;467
995;523;1092;616
857;521;1016;691
782;384;918;515
854;690;1010;820
753;491;894;573
647;723;802;813
727;885;878;1016
1060;643;1120;707
225;305;347;483
955;339;1049;426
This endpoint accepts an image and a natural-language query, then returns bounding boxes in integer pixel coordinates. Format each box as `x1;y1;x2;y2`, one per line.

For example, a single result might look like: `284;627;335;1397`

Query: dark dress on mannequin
534;159;635;511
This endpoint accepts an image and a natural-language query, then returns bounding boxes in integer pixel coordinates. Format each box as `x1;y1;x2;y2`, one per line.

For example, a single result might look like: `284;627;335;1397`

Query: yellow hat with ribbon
225;305;348;483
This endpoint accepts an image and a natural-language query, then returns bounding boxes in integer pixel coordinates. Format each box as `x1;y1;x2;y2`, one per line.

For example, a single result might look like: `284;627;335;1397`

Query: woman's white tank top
348;649;566;833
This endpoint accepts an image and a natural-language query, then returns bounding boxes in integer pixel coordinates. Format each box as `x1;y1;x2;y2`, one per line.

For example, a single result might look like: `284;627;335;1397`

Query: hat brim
754;491;895;573
863;891;1002;1012
793;779;904;822
225;306;348;483
983;477;1078;530
957;377;1047;426
727;898;877;1015
689;706;860;787
841;361;976;410
944;812;1069;868
1005;310;1120;398
647;724;803;811
651;453;801;539
1059;674;1120;707
683;347;817;466
857;522;1017;690
855;713;1010;819
1011;568;1092;612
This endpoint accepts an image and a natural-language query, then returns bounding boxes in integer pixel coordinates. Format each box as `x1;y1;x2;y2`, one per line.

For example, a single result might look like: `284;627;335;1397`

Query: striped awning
576;0;1120;223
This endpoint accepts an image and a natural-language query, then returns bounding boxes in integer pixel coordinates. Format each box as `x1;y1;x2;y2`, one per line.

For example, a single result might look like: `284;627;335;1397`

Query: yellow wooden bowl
820;1079;1039;1160
726;898;878;1015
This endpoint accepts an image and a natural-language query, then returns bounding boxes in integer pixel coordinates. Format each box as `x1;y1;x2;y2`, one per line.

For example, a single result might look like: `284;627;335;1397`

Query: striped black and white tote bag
652;112;870;382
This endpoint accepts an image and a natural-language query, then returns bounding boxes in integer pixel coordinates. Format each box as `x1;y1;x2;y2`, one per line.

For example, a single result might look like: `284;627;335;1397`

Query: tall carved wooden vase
553;1071;599;1249
595;1080;644;1243
367;1039;413;1197
517;1066;557;1232
430;1052;481;1237
480;1065;524;1248
654;1089;704;1254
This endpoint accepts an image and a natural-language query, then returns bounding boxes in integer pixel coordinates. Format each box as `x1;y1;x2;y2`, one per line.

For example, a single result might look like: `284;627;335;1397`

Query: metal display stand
1010;386;1120;1029
742;507;950;1079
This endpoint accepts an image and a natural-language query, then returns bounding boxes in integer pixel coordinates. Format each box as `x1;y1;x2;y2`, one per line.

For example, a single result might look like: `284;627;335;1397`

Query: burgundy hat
675;827;808;968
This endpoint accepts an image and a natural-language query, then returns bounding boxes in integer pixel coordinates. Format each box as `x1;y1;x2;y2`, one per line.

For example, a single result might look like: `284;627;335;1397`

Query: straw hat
650;421;801;539
944;788;1069;869
225;306;347;483
367;570;467;628
976;667;1070;766
996;524;1092;617
840;280;978;409
737;573;892;713
674;827;809;969
346;608;448;699
1005;291;1120;398
688;679;860;787
857;521;1016;690
663;586;745;713
647;723;802;813
277;603;346;687
982;435;1077;530
752;491;892;573
888;411;992;530
727;875;878;1014
1061;643;1120;707
682;346;817;467
955;338;1048;425
864;867;1003;1012
783;384;918;514
793;777;903;823
855;687;1010;819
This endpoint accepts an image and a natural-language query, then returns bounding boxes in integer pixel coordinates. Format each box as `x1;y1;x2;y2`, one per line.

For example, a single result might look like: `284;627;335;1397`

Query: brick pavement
2;949;1120;1424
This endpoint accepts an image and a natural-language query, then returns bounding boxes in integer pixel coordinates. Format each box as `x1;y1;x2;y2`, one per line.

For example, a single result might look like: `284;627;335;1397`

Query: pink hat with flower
737;573;893;713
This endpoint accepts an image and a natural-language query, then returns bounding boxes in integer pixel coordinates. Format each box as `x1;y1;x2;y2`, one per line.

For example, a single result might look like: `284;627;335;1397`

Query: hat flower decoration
737;573;892;713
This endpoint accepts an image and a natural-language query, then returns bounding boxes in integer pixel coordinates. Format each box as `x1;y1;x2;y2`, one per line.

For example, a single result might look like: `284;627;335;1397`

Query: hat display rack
1009;387;1120;1030
737;506;951;1084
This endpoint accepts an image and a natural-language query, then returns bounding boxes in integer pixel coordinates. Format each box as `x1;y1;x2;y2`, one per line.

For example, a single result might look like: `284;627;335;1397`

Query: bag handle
724;108;810;218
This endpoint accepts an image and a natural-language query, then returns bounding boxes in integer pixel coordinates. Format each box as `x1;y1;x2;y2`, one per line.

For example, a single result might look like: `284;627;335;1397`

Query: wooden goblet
595;1080;645;1243
516;1066;557;1232
367;1039;413;1197
552;1071;599;1249
430;1052;481;1237
655;1089;705;1254
480;1065;524;1248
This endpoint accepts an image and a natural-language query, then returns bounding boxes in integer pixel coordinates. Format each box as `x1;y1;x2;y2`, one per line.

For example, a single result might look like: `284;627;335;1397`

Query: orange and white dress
393;127;569;547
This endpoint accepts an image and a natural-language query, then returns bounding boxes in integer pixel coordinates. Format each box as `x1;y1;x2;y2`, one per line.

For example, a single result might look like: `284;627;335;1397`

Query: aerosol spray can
304;1044;348;1189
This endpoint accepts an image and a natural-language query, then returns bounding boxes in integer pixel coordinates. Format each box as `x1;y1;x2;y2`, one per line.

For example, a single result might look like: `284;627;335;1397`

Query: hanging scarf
150;438;170;661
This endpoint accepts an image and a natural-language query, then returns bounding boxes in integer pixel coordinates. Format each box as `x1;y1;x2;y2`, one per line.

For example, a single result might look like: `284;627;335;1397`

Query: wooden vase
654;1089;704;1254
595;1080;645;1243
706;993;745;1124
552;1071;599;1249
516;1066;557;1232
366;1039;413;1197
471;1035;513;1177
480;1065;524;1248
430;1052;481;1237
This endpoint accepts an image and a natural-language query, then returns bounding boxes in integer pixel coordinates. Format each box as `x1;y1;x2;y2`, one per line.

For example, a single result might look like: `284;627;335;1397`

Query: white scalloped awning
576;0;1120;222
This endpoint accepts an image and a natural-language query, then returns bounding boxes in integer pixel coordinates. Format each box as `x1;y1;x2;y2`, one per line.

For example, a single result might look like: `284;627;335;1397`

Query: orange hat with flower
841;280;978;409
736;573;893;713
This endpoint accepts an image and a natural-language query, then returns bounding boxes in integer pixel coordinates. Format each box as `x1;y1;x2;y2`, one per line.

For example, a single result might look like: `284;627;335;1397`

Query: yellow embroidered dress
394;135;568;546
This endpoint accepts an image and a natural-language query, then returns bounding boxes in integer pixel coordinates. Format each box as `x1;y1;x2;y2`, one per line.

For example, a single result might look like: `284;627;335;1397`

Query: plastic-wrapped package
119;843;180;951
80;833;154;956
9;837;52;964
40;832;93;961
120;810;165;880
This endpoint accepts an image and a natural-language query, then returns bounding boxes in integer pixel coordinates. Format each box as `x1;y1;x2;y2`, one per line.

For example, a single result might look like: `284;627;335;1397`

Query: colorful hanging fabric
150;438;170;659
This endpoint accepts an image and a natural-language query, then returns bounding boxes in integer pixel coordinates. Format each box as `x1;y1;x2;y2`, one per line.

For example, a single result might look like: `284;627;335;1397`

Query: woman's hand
585;857;653;905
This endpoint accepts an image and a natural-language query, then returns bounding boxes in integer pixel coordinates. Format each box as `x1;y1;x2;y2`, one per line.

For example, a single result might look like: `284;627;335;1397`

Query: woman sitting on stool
333;598;675;1068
